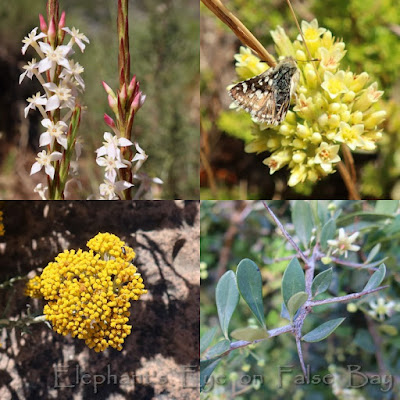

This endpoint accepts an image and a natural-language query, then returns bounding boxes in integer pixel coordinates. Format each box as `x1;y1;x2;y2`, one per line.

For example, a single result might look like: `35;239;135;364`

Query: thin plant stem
201;0;276;67
341;143;357;183
262;201;308;265
337;161;361;200
307;285;389;306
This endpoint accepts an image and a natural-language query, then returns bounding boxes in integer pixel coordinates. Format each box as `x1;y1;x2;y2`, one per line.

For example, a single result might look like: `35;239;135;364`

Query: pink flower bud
108;95;117;112
102;81;116;99
119;83;127;108
48;17;56;46
39;14;48;33
131;91;144;112
104;113;116;129
58;11;66;43
127;75;136;97
58;11;66;29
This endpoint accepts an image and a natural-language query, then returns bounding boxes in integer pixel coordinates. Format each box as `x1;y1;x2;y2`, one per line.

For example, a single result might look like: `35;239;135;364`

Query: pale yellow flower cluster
231;19;385;186
25;232;147;352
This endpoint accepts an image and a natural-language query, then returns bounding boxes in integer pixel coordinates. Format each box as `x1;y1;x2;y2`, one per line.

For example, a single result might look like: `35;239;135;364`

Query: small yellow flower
234;47;268;80
314;142;341;173
298;19;326;43
335;122;364;150
368;298;396;321
321;71;348;99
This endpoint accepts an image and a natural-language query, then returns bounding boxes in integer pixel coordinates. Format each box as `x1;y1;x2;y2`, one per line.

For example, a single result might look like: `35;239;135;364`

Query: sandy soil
0;200;199;400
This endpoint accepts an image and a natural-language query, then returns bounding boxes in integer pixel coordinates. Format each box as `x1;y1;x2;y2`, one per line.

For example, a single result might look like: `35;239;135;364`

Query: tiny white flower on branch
39;119;68;149
25;92;47;118
21;27;46;56
30;150;63;180
327;228;360;258
43;82;75;111
62;27;90;52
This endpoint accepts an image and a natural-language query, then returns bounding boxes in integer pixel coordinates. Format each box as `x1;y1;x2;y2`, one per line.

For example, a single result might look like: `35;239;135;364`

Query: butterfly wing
229;59;297;125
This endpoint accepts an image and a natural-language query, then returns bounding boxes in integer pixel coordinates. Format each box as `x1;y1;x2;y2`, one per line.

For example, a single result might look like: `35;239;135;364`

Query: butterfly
229;56;300;126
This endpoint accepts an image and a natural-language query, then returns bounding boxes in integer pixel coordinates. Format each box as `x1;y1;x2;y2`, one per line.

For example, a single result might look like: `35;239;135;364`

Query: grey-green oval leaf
320;219;336;251
216;270;240;339
200;326;218;355
292;200;313;248
363;264;386;292
200;358;221;392
365;244;381;264
206;339;231;358
375;200;399;214
287;291;308;321
302;317;345;343
311;268;333;297
237;259;266;328
282;257;305;307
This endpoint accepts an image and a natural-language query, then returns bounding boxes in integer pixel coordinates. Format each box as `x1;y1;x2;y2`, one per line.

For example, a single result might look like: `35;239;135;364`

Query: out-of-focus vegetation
201;200;400;399
0;0;199;199
200;0;400;199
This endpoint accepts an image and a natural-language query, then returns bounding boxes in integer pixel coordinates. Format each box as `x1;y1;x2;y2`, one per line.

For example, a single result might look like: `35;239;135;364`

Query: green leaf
311;268;333;297
281;258;305;307
375;200;399;214
365;243;381;264
200;358;221;392
206;339;231;358
361;257;388;269
287;291;308;321
280;302;290;321
302;318;345;342
236;259;266;329
320;219;336;251
200;326;218;354
216;270;240;339
363;264;386;292
230;327;269;341
292;200;313;248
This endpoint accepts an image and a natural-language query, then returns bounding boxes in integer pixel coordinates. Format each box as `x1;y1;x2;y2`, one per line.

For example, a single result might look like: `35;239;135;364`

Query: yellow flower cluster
0;211;4;236
25;232;147;352
231;19;385;186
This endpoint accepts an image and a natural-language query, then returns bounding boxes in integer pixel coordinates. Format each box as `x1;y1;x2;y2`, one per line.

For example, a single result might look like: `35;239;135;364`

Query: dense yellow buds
25;232;147;352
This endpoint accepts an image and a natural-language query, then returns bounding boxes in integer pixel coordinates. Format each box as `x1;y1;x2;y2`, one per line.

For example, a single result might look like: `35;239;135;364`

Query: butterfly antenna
285;0;321;84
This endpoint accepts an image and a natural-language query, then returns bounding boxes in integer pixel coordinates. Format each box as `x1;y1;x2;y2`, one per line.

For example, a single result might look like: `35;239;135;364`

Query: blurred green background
200;0;400;199
0;0;199;199
201;200;400;399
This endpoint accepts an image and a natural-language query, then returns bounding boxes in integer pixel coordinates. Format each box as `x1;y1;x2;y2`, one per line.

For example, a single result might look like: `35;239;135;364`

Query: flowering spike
39;14;48;33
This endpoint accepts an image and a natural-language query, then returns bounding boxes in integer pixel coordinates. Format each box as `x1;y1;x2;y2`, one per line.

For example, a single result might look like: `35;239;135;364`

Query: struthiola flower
25;232;147;352
230;19;385;186
96;132;133;160
24;92;47;118
30;150;63;179
62;27;90;52
96;154;128;183
39;118;68;149
21;27;47;55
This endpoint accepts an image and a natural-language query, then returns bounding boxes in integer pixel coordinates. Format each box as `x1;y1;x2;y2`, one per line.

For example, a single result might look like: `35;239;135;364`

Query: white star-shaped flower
19;58;39;84
96;155;127;183
22;27;46;55
38;42;72;74
30;150;63;180
62;27;90;52
24;92;47;118
43;82;75;111
39;119;68;149
96;132;133;159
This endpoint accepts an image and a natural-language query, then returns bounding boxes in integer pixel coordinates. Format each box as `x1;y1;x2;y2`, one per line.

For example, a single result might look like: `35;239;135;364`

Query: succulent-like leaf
302;318;345;343
282;258;305;307
311;268;333;297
